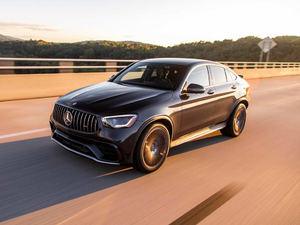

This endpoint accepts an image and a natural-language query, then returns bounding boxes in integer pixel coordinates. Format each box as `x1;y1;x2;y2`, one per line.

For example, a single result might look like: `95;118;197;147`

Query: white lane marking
251;83;300;94
0;128;50;139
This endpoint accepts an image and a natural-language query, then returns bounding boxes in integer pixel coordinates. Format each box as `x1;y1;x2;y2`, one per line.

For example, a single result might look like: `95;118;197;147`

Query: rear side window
225;69;237;82
225;69;233;82
210;66;227;85
187;66;209;87
229;71;237;81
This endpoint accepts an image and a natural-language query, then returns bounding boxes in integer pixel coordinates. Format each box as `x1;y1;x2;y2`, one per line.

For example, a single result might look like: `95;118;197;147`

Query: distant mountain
120;40;154;45
0;34;23;41
0;35;155;45
78;40;155;46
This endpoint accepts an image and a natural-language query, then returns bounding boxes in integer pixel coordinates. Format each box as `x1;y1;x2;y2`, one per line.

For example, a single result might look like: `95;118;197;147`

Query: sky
0;0;299;46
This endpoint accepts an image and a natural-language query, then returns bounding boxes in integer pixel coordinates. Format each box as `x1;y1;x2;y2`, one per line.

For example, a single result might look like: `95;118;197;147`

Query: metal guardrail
0;66;128;69
0;58;137;72
0;58;136;62
0;58;299;73
219;62;300;69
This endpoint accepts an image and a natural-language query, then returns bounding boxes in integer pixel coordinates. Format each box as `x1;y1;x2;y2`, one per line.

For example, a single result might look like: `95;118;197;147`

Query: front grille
53;104;98;133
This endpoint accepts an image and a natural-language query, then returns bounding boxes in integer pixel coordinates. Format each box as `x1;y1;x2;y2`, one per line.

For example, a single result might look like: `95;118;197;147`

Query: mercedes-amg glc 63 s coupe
50;58;250;172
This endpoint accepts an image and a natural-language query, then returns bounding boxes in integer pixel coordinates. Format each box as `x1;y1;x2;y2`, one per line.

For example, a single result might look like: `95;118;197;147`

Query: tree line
0;36;299;73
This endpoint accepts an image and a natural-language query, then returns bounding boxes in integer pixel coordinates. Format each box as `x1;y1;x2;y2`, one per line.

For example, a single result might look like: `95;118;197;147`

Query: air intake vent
53;104;98;133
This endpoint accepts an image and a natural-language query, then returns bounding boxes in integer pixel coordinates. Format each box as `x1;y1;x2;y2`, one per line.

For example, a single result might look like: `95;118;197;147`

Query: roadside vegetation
0;36;299;73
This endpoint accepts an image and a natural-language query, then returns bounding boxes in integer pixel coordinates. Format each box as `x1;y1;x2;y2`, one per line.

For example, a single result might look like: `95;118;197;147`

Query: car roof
138;58;220;66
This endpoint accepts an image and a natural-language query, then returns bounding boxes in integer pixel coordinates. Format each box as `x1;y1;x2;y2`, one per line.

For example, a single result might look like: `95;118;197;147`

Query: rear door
209;65;237;124
180;65;216;136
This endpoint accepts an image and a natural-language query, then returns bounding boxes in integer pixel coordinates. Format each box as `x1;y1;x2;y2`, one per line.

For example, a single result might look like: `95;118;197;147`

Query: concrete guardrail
0;58;299;101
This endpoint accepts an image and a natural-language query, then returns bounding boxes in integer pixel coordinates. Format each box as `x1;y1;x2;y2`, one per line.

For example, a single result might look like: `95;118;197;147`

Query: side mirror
186;83;205;94
108;74;116;81
239;74;244;79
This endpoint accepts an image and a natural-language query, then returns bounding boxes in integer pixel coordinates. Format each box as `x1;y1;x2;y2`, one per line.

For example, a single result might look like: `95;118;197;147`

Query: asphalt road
1;76;300;224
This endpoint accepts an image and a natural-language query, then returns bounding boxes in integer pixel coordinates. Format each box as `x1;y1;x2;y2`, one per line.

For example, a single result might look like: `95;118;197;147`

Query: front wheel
221;103;247;137
134;123;170;173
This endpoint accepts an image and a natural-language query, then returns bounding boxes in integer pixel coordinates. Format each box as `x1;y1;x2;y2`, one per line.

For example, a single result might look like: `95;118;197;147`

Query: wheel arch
239;99;249;108
226;98;249;123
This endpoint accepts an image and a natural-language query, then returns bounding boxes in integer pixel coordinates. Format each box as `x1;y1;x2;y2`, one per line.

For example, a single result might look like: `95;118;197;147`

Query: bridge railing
1;58;300;101
0;58;137;74
0;57;300;74
219;62;300;69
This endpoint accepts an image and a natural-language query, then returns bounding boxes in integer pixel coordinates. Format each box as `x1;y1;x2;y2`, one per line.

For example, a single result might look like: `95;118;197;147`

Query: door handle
231;85;237;90
207;89;214;94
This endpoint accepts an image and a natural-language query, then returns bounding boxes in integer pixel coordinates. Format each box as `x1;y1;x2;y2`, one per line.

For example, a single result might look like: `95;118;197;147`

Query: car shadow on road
0;132;231;223
0;136;144;223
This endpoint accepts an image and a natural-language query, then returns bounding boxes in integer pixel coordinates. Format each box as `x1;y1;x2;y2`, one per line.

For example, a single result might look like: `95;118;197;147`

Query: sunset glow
1;0;299;46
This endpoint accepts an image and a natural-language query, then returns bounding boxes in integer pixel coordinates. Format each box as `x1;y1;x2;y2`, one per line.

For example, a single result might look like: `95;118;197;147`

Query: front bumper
51;129;120;165
50;114;143;165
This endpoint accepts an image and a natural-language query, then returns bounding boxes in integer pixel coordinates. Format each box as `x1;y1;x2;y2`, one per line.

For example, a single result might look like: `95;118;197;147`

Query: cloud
0;22;57;32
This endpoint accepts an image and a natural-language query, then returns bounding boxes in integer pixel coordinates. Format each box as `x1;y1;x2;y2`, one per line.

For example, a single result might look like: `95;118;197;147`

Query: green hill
0;35;299;62
0;34;23;41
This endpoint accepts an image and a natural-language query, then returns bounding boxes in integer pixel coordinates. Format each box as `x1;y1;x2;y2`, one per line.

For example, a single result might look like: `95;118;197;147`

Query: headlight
101;114;138;128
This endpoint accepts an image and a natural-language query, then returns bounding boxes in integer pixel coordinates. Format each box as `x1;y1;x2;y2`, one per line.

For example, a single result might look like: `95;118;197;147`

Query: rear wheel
221;103;247;137
134;123;170;173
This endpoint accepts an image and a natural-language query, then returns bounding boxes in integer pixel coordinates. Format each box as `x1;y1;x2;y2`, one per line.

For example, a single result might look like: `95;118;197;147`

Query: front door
180;65;216;136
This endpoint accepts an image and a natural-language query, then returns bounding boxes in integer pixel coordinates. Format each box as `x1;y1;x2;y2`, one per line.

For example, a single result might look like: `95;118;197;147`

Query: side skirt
171;122;226;148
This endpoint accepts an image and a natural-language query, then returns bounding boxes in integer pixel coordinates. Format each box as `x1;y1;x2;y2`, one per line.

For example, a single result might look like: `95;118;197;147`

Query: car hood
57;82;172;115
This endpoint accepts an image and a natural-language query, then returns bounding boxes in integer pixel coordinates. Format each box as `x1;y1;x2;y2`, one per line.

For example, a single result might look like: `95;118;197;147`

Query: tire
133;123;170;173
221;103;247;137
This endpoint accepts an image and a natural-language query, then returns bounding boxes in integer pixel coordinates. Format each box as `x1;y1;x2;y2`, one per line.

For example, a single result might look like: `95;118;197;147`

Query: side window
210;66;227;85
187;66;209;87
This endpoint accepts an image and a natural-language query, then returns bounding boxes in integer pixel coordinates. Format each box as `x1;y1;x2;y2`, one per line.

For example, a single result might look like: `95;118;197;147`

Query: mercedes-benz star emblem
63;111;73;126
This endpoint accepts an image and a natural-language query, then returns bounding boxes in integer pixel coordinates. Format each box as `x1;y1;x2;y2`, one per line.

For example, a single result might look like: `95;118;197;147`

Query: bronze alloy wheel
234;107;246;134
221;103;247;137
134;123;170;173
142;128;168;168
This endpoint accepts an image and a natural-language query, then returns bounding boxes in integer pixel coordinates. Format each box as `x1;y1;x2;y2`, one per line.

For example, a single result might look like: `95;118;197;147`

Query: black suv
50;58;250;172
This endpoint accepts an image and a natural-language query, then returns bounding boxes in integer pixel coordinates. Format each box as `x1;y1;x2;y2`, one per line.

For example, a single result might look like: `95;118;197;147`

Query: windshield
113;62;187;90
